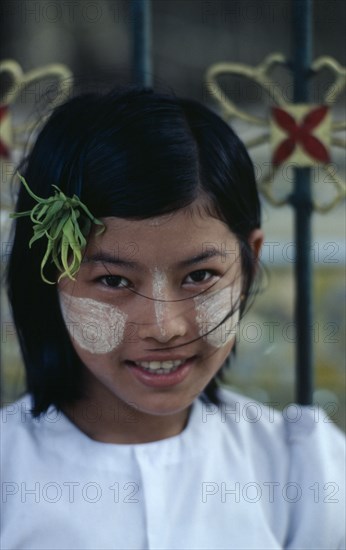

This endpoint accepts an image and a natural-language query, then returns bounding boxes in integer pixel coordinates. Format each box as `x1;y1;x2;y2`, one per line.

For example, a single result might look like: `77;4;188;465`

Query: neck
61;380;191;444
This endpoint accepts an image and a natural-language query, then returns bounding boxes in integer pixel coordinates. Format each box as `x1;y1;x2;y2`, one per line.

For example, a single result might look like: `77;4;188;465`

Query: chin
128;393;194;417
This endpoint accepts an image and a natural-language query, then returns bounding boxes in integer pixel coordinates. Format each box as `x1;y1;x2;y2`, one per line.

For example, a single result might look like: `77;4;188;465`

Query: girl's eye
98;275;131;289
184;270;217;284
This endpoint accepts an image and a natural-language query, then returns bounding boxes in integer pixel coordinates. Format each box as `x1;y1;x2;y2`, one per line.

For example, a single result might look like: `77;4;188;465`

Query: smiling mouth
126;358;193;374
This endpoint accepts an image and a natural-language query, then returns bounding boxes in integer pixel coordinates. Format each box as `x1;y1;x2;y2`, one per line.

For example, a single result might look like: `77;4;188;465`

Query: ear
247;228;264;263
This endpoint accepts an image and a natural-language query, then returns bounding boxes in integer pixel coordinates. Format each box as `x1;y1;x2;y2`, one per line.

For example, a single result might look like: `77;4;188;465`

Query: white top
1;389;345;550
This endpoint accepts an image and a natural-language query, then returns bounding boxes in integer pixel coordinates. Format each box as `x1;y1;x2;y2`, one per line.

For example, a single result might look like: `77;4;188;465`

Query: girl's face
58;201;261;418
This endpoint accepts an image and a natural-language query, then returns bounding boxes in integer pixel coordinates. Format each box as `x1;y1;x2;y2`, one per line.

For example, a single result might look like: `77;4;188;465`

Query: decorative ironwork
0;60;73;161
205;54;346;213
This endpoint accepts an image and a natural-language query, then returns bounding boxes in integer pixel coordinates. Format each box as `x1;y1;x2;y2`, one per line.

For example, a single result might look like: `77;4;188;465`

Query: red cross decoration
271;104;331;167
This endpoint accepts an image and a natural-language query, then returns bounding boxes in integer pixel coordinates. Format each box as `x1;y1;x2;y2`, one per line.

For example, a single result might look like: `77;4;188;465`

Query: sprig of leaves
10;174;105;284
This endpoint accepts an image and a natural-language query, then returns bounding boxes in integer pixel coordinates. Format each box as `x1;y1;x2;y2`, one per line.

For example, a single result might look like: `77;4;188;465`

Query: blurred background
1;0;345;429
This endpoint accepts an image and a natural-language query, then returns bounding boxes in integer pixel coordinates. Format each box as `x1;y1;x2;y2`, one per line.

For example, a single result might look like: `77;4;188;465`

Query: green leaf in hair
10;174;105;284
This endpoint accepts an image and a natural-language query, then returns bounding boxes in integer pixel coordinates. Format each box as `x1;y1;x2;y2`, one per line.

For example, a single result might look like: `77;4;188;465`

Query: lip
126;356;196;388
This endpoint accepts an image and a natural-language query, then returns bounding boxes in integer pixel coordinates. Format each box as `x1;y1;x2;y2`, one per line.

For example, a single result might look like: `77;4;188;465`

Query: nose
137;296;191;344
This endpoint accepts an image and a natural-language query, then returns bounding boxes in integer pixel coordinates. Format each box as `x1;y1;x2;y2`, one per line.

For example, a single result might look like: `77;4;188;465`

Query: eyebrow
177;249;225;268
83;252;140;271
83;249;225;270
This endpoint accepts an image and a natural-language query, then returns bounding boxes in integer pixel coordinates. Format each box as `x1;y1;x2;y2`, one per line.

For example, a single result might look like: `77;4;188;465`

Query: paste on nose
59;292;128;354
194;285;241;348
151;267;169;337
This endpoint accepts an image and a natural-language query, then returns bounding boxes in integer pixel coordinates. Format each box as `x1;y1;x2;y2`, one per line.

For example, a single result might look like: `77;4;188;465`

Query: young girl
2;88;345;549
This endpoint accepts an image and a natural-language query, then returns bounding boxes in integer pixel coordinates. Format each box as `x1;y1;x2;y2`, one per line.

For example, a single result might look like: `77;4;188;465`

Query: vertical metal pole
291;0;314;404
131;0;153;87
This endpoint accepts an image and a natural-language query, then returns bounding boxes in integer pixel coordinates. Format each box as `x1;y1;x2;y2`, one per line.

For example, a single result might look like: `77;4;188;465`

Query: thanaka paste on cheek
151;267;169;337
59;292;128;354
194;286;241;348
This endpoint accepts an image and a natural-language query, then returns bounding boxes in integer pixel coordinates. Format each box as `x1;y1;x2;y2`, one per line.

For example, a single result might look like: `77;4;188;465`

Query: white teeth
134;359;185;373
143;361;163;370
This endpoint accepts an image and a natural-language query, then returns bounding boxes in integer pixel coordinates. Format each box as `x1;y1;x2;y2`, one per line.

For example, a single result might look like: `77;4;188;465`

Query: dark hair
7;86;261;415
